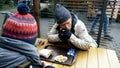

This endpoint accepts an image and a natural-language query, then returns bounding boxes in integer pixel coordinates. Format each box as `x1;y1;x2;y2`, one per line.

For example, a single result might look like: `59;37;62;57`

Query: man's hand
41;61;55;68
58;28;72;41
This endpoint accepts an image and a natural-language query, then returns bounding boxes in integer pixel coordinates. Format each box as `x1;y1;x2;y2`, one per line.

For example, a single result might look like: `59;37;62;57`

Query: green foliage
0;0;5;9
0;0;15;10
0;0;5;4
0;30;1;36
0;0;11;4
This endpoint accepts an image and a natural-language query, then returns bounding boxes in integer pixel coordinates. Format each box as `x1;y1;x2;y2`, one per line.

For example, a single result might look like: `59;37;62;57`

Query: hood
71;12;78;33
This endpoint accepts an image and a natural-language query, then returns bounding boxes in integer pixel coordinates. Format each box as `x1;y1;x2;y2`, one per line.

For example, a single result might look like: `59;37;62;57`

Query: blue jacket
0;37;42;68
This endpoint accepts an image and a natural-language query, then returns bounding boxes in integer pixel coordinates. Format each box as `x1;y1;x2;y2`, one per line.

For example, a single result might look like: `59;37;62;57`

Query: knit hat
55;4;71;24
2;3;38;45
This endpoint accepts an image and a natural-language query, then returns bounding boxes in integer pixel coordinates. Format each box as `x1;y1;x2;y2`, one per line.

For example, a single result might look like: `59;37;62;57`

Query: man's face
59;17;72;30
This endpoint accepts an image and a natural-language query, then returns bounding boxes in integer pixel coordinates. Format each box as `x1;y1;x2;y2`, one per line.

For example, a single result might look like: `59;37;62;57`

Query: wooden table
36;38;120;68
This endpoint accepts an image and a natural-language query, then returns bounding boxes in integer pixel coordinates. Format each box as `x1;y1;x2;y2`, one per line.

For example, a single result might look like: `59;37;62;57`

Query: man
0;3;54;68
89;4;113;41
47;4;97;50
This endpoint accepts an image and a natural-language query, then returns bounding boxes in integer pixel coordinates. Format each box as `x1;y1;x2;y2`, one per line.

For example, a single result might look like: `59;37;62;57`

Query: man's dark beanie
55;4;71;24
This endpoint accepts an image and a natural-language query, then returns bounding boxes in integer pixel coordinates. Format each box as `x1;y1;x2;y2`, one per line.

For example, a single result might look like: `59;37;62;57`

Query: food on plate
39;49;52;58
54;55;68;62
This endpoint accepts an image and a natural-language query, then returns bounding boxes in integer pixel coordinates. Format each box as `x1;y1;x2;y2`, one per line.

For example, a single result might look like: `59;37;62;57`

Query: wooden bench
36;38;120;68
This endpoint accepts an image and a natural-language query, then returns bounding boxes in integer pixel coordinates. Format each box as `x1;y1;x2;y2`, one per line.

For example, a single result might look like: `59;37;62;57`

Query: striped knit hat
1;3;38;45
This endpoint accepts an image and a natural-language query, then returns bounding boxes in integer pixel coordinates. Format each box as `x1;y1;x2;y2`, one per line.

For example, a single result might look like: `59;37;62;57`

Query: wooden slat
63;50;88;68
75;50;88;68
87;47;98;68
62;51;77;68
61;2;88;5
97;48;110;68
63;0;87;2
106;49;119;67
111;63;120;68
63;63;75;68
52;63;63;68
36;38;48;50
42;61;53;66
36;38;53;66
62;0;117;2
66;6;88;8
63;65;74;68
66;8;88;11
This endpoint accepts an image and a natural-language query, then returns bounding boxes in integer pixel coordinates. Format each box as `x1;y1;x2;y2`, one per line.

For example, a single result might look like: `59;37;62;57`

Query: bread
39;49;52;58
54;55;68;62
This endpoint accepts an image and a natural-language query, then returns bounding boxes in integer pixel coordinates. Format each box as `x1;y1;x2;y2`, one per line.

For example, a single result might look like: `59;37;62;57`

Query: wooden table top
36;38;120;68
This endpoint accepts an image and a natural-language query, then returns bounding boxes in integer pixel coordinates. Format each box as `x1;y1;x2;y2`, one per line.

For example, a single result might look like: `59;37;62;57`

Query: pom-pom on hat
55;4;71;24
17;3;30;15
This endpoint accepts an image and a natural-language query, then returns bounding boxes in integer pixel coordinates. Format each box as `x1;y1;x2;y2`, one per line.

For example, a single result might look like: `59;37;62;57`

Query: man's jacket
47;13;98;50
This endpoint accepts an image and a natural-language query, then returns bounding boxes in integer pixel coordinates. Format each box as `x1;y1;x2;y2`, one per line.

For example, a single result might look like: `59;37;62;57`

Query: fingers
41;61;48;68
37;40;45;45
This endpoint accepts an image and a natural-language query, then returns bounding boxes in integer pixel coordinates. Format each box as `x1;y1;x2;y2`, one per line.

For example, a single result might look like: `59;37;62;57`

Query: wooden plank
75;50;88;68
106;49;119;68
63;0;87;2
63;50;88;68
62;51;80;68
52;63;63;68
42;61;53;66
61;2;88;5
36;38;48;50
63;65;74;68
87;47;98;68
62;60;75;68
111;63;120;68
62;51;77;68
66;6;88;8
36;38;53;66
63;64;75;68
97;48;110;68
62;0;116;2
107;49;119;63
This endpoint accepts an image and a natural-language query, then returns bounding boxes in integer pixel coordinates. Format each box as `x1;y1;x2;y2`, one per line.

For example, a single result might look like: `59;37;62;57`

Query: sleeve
69;34;91;50
0;37;42;67
47;23;61;42
69;20;97;50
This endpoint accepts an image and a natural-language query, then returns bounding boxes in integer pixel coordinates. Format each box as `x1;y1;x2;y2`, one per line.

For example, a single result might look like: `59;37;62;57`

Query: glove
58;28;72;41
